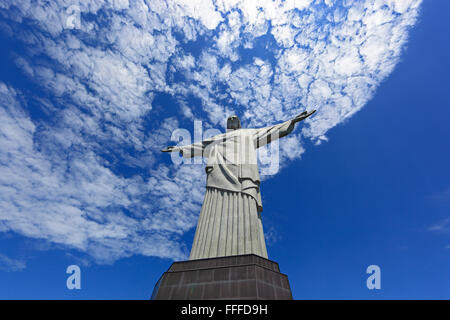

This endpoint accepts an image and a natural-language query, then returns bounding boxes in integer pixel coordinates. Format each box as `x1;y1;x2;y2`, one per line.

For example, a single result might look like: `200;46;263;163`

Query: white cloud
0;0;423;263
0;83;200;263
173;0;223;30
0;254;26;272
428;218;450;233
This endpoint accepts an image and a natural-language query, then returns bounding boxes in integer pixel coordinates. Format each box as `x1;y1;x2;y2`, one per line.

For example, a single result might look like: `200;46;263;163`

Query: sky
0;0;449;299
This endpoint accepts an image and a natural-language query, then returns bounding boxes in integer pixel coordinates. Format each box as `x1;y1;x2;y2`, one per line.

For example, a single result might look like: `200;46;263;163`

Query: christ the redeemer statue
162;110;315;260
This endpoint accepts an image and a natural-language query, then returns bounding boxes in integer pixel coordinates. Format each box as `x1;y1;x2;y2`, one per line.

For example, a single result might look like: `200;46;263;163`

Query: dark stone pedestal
151;254;293;300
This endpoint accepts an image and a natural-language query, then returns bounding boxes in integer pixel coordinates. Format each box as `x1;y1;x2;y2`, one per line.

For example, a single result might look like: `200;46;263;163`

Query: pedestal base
151;254;293;300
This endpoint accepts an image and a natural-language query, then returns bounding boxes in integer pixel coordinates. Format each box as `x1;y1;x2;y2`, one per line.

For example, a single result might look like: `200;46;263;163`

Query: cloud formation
0;0;422;263
0;253;26;272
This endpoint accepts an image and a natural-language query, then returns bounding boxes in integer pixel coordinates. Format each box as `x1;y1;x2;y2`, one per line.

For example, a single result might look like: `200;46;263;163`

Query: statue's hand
161;146;177;153
293;109;316;123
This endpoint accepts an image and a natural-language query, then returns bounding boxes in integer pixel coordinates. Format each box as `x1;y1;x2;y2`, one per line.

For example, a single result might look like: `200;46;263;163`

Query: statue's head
227;115;241;130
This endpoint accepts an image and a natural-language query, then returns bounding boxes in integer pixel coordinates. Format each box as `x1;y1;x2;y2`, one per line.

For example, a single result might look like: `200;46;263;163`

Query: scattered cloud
0;254;26;272
0;0;423;263
428;218;450;233
0;83;200;263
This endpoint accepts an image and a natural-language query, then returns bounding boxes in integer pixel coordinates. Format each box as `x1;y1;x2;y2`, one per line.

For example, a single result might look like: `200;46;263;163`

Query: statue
162;110;316;260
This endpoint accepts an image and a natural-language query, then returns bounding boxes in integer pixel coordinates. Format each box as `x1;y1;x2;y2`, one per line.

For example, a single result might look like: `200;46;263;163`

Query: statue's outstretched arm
292;109;316;123
161;146;178;153
280;109;316;138
162;137;215;158
254;109;316;148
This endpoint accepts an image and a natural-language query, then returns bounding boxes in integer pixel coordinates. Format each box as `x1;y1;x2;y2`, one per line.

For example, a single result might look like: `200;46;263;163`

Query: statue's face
227;115;241;130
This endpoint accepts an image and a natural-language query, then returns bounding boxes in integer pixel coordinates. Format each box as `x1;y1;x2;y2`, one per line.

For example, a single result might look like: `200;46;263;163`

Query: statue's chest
208;134;257;165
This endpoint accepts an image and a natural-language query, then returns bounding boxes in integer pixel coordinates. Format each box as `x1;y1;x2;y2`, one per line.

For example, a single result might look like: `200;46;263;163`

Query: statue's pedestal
151;254;293;300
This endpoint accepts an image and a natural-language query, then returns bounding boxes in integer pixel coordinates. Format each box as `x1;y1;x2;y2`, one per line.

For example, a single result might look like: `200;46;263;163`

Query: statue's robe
177;118;297;260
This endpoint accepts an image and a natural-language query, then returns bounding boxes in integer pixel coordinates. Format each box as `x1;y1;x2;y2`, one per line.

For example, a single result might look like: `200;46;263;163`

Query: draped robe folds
176;118;297;260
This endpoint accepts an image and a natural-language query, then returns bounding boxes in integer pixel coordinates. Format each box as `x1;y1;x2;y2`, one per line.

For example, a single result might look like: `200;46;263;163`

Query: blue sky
0;0;449;299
